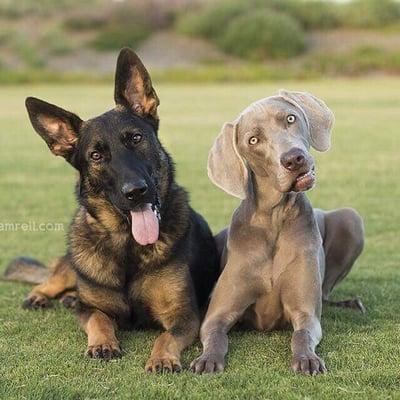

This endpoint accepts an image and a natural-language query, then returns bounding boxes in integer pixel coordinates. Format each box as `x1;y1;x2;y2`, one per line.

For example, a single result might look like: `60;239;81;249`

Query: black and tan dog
6;48;220;373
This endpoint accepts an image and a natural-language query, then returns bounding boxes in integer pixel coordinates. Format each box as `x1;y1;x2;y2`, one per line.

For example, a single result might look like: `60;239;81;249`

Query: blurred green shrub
15;41;46;69
88;5;161;51
176;0;249;39
39;28;74;56
176;1;307;60
91;24;151;51
175;0;400;60
176;0;340;39
218;10;306;60
0;0;100;18
64;15;107;31
340;0;400;28
306;46;400;75
282;1;341;30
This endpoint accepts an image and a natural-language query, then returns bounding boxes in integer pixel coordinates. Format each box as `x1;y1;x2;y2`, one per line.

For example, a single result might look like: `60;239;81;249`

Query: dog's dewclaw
3;257;49;284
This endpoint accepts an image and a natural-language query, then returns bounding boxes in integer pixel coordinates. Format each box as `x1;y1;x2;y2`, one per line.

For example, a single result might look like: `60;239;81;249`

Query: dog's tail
3;257;50;284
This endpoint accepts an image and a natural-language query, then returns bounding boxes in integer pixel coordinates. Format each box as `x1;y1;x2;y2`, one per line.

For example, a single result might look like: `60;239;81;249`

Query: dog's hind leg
59;289;78;309
22;255;77;309
319;208;365;313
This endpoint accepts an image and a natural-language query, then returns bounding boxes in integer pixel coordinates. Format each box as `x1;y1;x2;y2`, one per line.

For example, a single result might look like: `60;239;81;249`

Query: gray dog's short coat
191;90;364;375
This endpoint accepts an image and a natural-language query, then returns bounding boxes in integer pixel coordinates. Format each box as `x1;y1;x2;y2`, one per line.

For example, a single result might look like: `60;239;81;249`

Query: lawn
0;79;399;399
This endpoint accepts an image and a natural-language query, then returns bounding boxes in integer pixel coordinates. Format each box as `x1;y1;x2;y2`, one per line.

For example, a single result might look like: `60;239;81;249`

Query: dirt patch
46;31;240;74
136;31;240;69
308;29;400;53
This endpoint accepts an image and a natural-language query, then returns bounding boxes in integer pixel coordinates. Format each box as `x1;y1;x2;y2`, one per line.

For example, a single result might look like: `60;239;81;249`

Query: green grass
0;79;399;399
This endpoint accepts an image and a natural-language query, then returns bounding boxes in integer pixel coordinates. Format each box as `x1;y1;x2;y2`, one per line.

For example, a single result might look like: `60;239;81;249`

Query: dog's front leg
145;313;199;373
290;314;325;375
190;271;255;374
190;314;231;374
282;257;326;375
78;308;121;360
142;269;200;373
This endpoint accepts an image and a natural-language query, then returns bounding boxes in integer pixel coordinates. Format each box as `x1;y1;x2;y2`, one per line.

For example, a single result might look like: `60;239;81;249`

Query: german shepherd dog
7;48;220;373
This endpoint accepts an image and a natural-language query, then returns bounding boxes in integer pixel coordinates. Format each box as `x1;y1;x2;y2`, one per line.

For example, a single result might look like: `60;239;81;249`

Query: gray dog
190;90;364;376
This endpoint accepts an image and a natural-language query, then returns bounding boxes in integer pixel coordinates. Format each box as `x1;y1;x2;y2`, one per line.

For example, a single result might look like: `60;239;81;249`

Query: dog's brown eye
249;136;258;145
90;151;102;161
287;114;296;124
132;133;142;144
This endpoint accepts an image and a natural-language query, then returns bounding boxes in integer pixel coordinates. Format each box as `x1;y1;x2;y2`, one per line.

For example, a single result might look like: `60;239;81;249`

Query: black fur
24;49;220;366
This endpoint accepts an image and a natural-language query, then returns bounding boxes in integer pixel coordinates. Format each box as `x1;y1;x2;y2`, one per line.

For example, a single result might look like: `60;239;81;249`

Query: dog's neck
241;173;302;225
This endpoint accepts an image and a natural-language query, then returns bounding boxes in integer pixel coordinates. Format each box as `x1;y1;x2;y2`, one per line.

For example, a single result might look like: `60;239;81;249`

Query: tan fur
37;115;78;156
78;282;130;318
20;48;219;373
137;267;193;323
145;332;185;373
23;256;76;308
80;310;121;358
125;66;159;119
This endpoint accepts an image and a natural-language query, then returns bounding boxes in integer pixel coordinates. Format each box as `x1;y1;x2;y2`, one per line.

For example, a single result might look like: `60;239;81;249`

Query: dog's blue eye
287;115;296;124
90;151;102;161
132;133;142;144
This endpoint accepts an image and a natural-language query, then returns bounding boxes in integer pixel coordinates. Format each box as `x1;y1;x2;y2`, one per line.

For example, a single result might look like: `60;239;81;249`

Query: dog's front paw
291;353;326;376
86;342;122;361
22;293;51;310
59;291;78;309
190;353;225;375
145;356;182;373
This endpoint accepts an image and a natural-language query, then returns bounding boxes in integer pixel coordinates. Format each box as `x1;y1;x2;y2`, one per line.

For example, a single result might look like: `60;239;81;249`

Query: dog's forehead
241;96;297;120
83;108;152;137
237;96;299;132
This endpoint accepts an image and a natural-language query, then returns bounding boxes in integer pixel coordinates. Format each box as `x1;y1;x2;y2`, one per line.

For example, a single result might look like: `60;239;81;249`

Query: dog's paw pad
291;353;326;376
145;357;181;373
86;343;122;360
22;294;51;310
59;293;77;309
190;354;224;375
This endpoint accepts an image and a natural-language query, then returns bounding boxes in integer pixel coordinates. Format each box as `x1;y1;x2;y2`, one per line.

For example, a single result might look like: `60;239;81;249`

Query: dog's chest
254;233;297;291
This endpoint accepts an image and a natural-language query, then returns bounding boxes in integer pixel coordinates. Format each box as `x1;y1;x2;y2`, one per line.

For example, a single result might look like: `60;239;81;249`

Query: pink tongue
130;204;159;246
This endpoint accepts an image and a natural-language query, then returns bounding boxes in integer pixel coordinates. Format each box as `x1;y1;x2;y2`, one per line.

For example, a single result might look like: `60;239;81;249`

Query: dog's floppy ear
25;97;82;160
208;121;249;199
114;47;160;119
279;90;334;152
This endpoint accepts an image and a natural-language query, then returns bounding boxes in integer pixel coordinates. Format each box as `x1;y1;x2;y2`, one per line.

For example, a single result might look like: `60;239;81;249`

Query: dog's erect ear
114;48;160;119
208;122;249;199
25;97;82;160
279;90;334;152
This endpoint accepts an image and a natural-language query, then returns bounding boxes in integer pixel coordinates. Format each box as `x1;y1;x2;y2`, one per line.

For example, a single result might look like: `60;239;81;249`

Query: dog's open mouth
130;203;160;246
294;169;316;192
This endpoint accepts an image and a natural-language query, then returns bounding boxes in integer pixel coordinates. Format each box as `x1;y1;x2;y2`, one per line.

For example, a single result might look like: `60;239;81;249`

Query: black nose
280;148;307;172
121;180;148;201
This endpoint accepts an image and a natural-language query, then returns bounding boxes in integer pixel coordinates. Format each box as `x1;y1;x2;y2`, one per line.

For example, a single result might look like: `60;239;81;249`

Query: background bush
218;10;306;60
91;24;151;51
175;0;249;40
340;0;400;28
89;6;153;51
175;0;400;61
281;1;341;30
1;0;400;79
176;1;307;60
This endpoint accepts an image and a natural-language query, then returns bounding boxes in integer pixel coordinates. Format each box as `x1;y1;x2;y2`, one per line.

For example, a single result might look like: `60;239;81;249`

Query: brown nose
280;148;307;172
